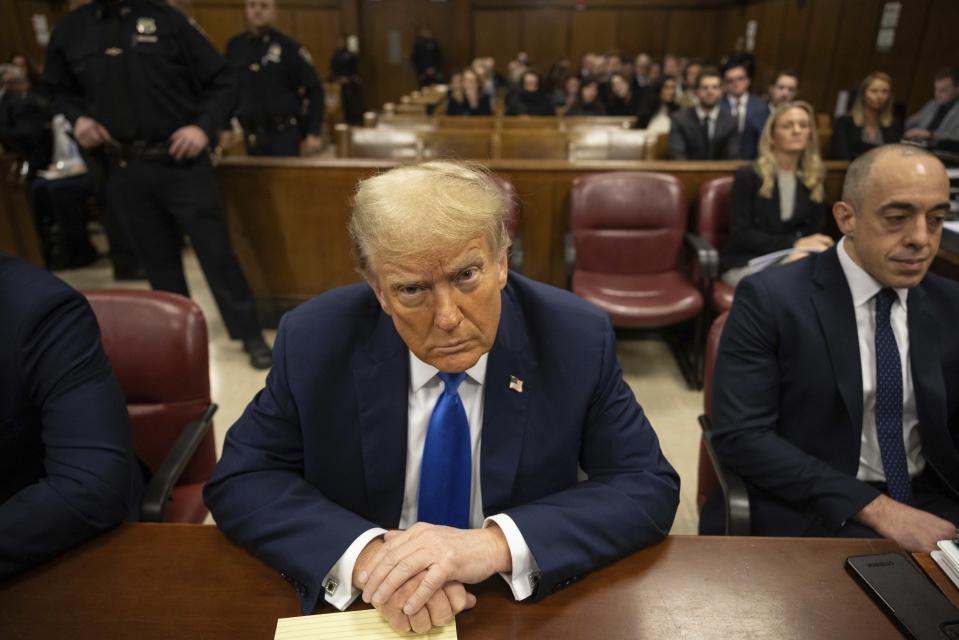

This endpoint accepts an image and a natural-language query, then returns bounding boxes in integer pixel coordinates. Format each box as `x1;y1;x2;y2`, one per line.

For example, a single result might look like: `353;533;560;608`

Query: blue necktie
874;288;912;504
418;372;471;528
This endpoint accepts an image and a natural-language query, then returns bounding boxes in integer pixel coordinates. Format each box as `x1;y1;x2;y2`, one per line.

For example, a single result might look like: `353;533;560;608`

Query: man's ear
364;273;391;316
833;201;856;238
497;249;509;290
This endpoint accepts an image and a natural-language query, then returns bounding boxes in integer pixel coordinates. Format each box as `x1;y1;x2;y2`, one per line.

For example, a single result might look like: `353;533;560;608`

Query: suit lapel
352;309;409;528
810;249;864;437
481;279;537;515
907;286;959;492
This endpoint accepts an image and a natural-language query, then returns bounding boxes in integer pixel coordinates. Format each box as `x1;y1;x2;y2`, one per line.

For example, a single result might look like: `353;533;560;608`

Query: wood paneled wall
2;0;956;120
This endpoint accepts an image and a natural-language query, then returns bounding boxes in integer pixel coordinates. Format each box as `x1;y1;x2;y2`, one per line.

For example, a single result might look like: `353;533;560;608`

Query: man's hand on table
352;523;511;632
855;493;957;552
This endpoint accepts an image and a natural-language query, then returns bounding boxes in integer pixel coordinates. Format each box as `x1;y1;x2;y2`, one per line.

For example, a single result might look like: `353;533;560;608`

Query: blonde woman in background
831;71;903;159
721;101;833;286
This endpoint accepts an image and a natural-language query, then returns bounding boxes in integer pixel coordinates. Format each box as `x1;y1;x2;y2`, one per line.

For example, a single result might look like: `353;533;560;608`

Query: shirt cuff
322;527;387;611
484;514;540;601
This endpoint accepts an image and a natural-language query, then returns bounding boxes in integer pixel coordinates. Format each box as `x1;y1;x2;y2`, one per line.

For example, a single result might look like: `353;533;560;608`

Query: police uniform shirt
42;0;235;146
224;28;323;136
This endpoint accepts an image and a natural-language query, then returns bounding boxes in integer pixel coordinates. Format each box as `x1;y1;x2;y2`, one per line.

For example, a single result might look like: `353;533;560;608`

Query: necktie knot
876;288;898;317
438;372;466;395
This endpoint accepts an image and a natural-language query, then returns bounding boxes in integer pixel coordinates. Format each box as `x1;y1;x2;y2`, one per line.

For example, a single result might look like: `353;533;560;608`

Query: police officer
226;0;324;157
42;0;273;369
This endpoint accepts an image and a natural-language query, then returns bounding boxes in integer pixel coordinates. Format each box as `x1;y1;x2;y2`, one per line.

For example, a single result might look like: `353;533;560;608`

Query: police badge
136;17;157;35
266;43;282;64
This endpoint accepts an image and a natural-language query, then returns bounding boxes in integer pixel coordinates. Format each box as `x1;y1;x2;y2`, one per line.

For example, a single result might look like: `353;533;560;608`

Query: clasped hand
353;523;511;633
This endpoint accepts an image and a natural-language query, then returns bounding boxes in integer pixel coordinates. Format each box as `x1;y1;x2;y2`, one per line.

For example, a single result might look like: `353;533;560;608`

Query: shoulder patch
299;46;314;65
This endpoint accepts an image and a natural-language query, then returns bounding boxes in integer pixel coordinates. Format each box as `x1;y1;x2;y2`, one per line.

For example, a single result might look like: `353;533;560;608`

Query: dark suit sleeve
667;115;688;160
0;291;141;579
711;275;880;529
728;168;796;257
204;315;378;615
503;316;680;599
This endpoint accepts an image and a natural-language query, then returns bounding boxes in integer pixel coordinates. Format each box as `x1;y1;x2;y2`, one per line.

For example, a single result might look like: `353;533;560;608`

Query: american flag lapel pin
509;375;524;393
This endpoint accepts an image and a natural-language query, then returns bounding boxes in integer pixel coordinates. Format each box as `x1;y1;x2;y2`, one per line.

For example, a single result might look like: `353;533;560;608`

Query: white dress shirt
695;105;720;141
836;237;926;482
321;351;540;610
727;94;747;133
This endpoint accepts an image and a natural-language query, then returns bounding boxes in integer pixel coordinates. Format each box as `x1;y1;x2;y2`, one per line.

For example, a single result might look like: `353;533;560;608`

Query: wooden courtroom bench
215;157;850;325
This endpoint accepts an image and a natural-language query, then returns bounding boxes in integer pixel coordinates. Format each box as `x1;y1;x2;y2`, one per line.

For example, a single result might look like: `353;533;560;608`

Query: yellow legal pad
275;608;458;639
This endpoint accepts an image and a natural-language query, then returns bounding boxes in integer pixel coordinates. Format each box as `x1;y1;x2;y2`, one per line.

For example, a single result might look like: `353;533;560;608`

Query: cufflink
323;576;339;596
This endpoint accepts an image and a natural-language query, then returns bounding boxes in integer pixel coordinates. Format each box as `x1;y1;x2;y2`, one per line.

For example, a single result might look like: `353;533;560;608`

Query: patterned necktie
874;288;912;503
417;372;471;528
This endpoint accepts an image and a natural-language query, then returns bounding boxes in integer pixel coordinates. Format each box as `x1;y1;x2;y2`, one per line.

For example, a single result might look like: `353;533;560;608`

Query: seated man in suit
904;67;959;153
721;62;769;160
668;67;739;160
205;162;680;633
703;144;959;551
0;253;143;579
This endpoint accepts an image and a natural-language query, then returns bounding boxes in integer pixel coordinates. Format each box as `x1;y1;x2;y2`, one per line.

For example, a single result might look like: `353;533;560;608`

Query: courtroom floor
56;244;703;535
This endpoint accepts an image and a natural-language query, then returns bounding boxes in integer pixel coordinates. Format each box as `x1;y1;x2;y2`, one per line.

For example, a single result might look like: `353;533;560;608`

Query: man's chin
426;347;485;374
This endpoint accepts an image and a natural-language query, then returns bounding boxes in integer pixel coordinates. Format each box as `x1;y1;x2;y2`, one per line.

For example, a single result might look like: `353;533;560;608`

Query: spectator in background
637;75;679;138
831;71;902;160
722;61;768;160
647;61;663;85
566;79;606;116
412;26;444;87
8;53;44;99
446;68;492;117
668;67;739;160
330;34;364;126
767;70;799;111
546;59;572;103
720;101;832;287
554;74;581;115
505;71;554;116
631;52;652;97
662;54;680;80
677;59;702;108
606;72;640;117
507;51;530;89
904;67;959;152
721;36;755;80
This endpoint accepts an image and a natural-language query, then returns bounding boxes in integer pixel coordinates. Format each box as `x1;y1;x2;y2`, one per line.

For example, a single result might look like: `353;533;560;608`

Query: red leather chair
84;289;217;523
491;173;523;272
697;312;750;534
569;171;710;387
696;176;735;314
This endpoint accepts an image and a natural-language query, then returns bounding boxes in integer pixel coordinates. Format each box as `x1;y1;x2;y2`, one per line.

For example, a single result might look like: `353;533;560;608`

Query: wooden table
2;524;956;639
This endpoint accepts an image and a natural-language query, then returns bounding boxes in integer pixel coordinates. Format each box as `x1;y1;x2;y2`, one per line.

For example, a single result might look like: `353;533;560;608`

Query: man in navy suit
703;144;959;550
0;253;143;579
205;162;679;633
721;62;769;160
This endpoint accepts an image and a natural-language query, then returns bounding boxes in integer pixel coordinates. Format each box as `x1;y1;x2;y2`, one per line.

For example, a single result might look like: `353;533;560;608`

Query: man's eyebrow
877;201;918;213
445;253;485;278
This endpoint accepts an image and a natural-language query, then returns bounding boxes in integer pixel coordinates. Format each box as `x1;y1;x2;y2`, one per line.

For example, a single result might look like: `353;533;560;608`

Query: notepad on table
275;608;458;639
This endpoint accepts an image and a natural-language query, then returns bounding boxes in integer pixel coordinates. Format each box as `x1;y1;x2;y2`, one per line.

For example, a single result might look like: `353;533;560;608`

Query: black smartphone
846;552;959;639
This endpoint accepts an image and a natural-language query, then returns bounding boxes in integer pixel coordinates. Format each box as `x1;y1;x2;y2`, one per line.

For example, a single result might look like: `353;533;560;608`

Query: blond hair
754;100;825;203
349;161;510;274
850;71;894;128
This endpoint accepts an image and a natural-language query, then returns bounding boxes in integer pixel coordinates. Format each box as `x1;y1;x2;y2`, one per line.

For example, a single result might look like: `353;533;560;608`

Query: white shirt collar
695;105;719;121
409;350;489;393
836;236;909;308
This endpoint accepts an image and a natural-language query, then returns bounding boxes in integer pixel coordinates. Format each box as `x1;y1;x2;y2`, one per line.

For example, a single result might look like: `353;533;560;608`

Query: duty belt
241;115;300;134
104;140;174;164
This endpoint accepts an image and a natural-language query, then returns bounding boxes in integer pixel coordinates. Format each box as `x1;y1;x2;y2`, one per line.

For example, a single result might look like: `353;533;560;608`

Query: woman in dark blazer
445;68;493;116
831;71;903;160
721;101;834;286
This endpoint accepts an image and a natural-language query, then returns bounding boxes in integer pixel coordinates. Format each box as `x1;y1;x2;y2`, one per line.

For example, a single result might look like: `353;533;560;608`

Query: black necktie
701;116;712;157
874;288;912;503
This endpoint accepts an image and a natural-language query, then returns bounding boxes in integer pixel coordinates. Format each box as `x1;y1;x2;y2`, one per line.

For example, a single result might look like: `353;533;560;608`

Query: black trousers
244;128;301;157
105;155;261;340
